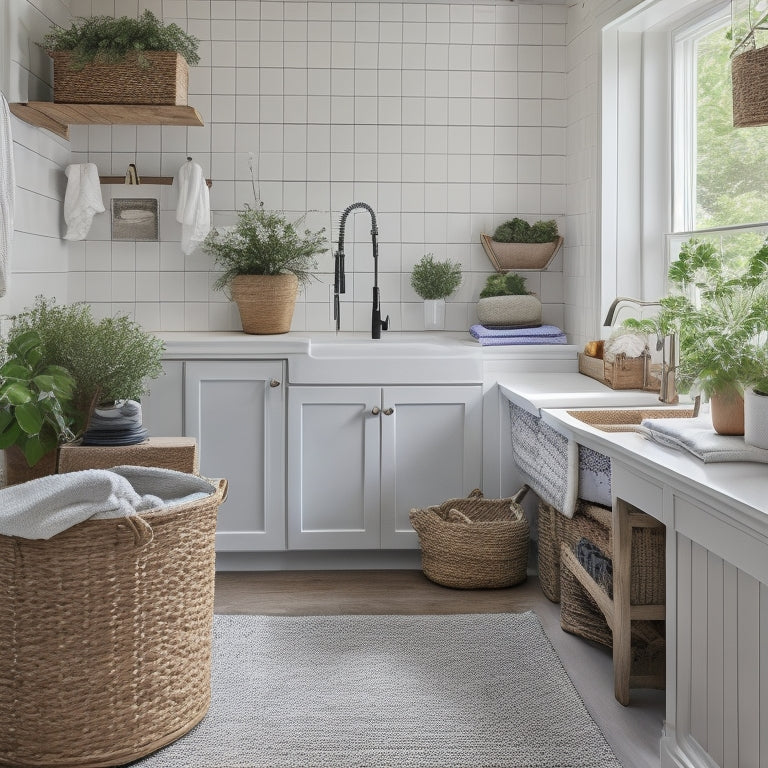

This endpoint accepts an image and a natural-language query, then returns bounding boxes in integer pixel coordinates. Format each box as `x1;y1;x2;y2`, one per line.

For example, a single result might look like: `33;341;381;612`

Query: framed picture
111;198;159;241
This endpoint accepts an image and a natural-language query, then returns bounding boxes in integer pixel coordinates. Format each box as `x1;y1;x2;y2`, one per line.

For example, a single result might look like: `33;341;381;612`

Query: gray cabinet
288;385;482;550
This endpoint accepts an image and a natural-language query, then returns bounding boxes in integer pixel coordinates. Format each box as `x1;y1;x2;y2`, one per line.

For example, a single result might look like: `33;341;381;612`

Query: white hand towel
63;162;105;240
174;159;210;255
0;91;15;297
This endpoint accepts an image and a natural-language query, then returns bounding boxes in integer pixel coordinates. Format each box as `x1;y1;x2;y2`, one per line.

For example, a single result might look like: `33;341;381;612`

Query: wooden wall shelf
9;102;204;140
100;175;212;188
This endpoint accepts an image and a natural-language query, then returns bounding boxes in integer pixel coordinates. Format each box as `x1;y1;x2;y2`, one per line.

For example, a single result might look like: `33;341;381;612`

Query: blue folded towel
469;324;568;346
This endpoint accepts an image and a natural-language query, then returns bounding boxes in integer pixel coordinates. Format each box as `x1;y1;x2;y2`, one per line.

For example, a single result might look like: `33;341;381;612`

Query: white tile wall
53;0;567;333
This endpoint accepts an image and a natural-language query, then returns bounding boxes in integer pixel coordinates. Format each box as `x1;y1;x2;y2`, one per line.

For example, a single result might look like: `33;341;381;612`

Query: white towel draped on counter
0;91;15;297
174;158;210;255
64;162;105;240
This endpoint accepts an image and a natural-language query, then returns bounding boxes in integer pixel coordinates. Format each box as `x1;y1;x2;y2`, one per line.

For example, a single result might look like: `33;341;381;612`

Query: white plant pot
744;387;768;449
423;299;446;330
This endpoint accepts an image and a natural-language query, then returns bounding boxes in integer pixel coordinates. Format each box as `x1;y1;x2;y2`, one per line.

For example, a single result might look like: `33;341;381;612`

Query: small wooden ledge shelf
100;176;212;188
9;102;204;140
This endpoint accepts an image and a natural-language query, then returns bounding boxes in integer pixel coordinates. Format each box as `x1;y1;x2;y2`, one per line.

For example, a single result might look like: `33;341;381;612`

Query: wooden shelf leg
613;497;632;705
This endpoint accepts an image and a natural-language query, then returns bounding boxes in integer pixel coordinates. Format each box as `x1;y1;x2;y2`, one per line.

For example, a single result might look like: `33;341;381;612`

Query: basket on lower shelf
560;544;665;683
0;477;227;768
409;487;530;589
537;499;665;605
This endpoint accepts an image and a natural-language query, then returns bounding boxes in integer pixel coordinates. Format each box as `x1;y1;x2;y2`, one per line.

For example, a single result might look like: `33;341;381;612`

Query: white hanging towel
0;92;15;297
63;163;105;240
174;159;210;255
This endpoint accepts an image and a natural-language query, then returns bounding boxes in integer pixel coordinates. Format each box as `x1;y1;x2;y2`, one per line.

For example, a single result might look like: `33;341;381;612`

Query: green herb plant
492;218;559;244
203;205;328;293
624;237;768;399
5;297;165;434
39;10;201;68
410;254;462;300
0;330;77;467
479;272;532;299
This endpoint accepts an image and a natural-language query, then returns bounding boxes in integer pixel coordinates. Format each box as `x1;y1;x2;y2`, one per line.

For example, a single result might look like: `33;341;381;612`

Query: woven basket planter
51;51;189;105
537;500;665;605
409;488;530;589
476;294;542;327
732;46;768;128
0;477;227;768
480;234;564;271
230;273;299;335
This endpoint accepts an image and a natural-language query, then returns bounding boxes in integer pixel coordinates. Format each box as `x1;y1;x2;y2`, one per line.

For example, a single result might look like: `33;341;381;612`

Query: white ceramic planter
744;387;768;448
423;299;446;330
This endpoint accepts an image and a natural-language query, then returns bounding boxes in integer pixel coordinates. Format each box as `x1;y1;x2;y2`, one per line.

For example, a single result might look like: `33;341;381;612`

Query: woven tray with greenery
409;487;530;589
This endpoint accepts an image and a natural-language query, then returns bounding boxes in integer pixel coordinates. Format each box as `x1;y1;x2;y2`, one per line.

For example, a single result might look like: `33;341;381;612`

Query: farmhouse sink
566;406;697;432
307;333;476;358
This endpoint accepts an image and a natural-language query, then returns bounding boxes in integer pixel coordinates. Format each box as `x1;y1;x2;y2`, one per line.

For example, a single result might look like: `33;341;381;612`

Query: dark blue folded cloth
469;324;568;345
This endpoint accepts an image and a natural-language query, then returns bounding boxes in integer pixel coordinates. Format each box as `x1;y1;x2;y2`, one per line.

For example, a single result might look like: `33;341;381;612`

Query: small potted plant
645;238;768;435
203;205;328;335
0;330;77;482
410;254;462;330
3;297;165;481
480;218;563;271
39;10;200;105
476;272;542;328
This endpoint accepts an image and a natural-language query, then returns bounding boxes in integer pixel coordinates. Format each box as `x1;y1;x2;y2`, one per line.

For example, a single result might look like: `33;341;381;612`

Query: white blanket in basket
0;466;215;540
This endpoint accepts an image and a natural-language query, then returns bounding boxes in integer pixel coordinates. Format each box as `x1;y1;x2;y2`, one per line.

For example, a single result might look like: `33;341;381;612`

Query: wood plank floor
215;569;664;768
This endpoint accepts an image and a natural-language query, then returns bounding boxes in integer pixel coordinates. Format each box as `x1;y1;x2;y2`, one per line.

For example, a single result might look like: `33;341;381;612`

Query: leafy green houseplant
40;11;200;68
5;296;165;437
476;273;542;328
480;218;563;271
629;238;768;434
410;254;462;300
0;330;77;469
203;205;328;334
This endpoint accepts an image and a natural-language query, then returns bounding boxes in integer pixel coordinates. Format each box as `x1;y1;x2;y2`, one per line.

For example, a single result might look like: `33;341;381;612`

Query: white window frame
599;0;728;323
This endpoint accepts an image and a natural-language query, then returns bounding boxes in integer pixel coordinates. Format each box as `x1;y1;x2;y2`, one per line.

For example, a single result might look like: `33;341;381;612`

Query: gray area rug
135;612;621;768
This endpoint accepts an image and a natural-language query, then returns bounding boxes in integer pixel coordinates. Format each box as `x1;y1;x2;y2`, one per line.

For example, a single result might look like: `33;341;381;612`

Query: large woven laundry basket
409;487;530;589
0;477;227;768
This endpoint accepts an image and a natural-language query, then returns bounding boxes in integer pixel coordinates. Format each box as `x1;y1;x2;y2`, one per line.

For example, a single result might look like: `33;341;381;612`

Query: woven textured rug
135;612;621;768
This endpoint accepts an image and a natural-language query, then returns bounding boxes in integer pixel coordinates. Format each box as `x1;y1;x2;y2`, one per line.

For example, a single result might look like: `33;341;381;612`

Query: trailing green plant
728;0;768;57
479;272;532;299
203;205;328;292
410;254;462;300
39;10;201;68
5;297;165;433
624;237;768;399
492;218;559;244
0;330;77;467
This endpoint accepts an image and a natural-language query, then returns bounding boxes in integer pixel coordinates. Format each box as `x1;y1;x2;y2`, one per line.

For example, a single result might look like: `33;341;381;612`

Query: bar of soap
583;340;604;359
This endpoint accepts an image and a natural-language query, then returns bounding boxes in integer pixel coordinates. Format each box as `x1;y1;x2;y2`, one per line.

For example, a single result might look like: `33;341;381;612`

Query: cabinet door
185;361;285;551
140;360;184;437
380;385;483;549
288;386;381;549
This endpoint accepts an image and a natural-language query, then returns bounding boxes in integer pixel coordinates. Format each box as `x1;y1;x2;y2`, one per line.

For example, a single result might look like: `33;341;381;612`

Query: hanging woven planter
480;234;564;271
732;46;768;127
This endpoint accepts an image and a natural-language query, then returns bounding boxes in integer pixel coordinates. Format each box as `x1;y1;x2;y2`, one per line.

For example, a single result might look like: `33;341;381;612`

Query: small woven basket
480;235;564;271
231;274;299;335
537;500;665;605
732;46;768;128
409;487;530;589
0;478;227;768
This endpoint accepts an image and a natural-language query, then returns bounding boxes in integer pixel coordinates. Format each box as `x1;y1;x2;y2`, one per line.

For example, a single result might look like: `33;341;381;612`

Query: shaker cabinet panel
185;360;286;551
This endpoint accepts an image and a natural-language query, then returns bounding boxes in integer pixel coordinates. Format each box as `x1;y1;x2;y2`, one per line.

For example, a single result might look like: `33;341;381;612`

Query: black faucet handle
381;315;389;332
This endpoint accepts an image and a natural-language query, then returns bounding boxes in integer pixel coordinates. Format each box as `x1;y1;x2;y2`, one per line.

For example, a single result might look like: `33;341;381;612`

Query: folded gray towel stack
82;399;148;446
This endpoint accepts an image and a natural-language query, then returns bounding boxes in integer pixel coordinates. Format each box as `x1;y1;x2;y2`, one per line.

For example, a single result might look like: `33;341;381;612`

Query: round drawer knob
269;379;281;388
383;407;394;416
371;406;381;415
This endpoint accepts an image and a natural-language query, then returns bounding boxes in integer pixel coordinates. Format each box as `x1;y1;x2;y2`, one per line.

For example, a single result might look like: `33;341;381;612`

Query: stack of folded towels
469;324;568;346
82;400;148;446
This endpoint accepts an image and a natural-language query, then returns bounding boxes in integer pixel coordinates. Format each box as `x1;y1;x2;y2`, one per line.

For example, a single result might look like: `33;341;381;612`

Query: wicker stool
409;487;530;589
0;478;227;768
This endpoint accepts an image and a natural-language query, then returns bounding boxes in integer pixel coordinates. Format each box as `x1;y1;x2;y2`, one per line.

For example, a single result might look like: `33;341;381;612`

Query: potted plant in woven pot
203;205;328;335
409;253;462;330
729;0;768;127
480;218;563;271
2;296;165;482
39;11;200;105
650;237;768;435
0;330;77;483
476;272;542;328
